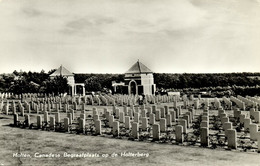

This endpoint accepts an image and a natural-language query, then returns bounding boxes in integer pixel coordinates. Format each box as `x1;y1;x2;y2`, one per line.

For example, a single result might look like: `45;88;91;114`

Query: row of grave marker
12;104;260;152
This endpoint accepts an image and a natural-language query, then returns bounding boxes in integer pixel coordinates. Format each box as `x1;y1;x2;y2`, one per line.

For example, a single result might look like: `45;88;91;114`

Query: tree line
0;70;69;95
153;73;260;89
0;70;260;96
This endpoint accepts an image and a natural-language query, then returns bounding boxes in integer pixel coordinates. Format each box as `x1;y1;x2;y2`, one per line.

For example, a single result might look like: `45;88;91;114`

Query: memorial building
113;61;156;95
50;65;85;96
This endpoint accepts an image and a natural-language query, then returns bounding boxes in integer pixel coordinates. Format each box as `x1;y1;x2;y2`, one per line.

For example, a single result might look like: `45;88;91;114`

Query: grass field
0;112;260;166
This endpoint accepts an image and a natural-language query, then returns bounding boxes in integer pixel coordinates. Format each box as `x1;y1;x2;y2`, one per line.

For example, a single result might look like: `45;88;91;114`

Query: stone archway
129;80;137;95
71;83;85;96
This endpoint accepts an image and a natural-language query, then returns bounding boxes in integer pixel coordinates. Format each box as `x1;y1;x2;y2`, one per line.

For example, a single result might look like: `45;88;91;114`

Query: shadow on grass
0;117;10;120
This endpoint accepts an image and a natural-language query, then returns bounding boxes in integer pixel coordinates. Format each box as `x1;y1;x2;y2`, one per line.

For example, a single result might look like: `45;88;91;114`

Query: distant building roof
50;65;74;77
125;61;153;74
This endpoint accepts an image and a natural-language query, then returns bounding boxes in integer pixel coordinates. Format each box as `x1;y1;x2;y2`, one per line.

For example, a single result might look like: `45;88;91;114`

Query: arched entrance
129;80;137;95
71;83;85;96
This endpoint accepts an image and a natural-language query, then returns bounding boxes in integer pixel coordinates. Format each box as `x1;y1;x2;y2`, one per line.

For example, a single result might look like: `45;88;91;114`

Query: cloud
21;7;42;17
0;0;259;73
61;16;115;37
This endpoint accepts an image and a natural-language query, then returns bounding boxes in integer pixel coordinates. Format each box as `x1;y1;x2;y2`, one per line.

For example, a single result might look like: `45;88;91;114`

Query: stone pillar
119;112;125;123
141;109;147;118
200;127;209;147
257;132;260;152
239;114;246;124
178;106;182;116
160;118;166;132
175;125;183;143
250;108;255;117
21;106;24;117
173;100;177;109
44;111;49;123
40;103;43;112
12;104;16;114
223;122;232;137
176;108;180;119
129;109;133;119
82;86;85;96
70;109;75;120
28;105;31;114
141;117;148;131
171;111;176;122
244;118;251;131
134;112;139;123
95;119;101;135
132;122;139;139
194;99;199;109
183;115;190;128
123;106;127;115
227;129;237;149
253;111;260;123
166;114;172;127
249;124;258;141
164;105;169;115
25;114;30;127
81;104;86;112
64;117;69;132
112;121;119;137
149;113;155;125
109;115;114;128
72;102;77;110
155;110;161;121
59;102;62;110
67;113;72;125
101;108;107;118
147;107;152;115
50;116;55;129
125;116;131;129
35;105;39;114
160;107;165;118
55;103;59;112
37;115;42;129
187;110;194;121
105;111;110;121
152;105;157;114
179;119;187;134
5;104;9;115
116;108;120;119
112;106;116;114
153;124;160;141
55;112;60;123
47;103;50;112
63;103;67;113
79;118;85;133
13;113;18;126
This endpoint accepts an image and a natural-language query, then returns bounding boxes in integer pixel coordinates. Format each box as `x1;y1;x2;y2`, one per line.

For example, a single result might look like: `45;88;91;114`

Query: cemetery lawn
0;114;259;166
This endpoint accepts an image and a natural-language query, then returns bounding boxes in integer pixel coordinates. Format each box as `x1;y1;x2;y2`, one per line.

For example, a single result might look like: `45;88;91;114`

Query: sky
0;0;259;74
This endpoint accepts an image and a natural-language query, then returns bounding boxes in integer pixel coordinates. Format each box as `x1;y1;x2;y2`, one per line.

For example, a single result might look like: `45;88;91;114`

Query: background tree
84;76;102;91
1;70;260;96
45;76;69;95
